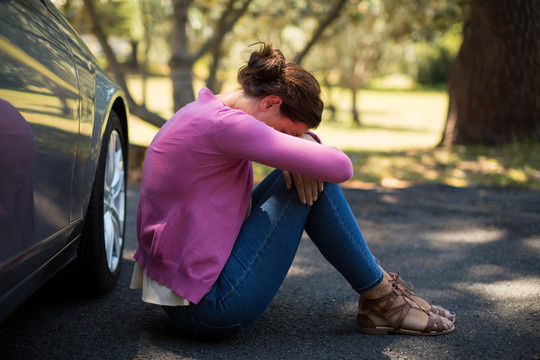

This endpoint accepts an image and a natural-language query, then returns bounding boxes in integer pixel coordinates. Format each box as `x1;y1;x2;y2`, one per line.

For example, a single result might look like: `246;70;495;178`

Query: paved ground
1;183;539;359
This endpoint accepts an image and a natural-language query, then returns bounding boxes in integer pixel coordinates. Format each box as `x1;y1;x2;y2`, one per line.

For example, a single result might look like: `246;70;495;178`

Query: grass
126;75;540;191
342;144;540;190
251;144;540;191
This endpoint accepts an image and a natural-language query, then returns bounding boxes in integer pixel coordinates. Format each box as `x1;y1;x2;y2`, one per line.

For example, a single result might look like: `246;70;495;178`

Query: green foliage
53;0;134;38
345;142;540;190
252;143;540;190
127;74;538;191
54;0;470;93
413;26;463;86
53;0;171;71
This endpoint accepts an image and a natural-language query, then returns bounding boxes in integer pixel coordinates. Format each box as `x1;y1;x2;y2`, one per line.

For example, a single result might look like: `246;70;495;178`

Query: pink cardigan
134;88;353;304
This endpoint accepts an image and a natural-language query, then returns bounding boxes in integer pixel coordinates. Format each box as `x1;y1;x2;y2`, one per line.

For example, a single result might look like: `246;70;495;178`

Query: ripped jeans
163;169;383;340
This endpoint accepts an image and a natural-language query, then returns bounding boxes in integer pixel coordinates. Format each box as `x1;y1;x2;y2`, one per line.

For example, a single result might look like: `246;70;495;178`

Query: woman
131;43;455;340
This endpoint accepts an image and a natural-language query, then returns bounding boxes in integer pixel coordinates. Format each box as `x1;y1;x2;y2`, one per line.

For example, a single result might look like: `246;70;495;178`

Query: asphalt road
1;183;539;360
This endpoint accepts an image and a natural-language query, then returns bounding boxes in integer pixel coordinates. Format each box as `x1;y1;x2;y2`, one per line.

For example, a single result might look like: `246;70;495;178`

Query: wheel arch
80;70;129;224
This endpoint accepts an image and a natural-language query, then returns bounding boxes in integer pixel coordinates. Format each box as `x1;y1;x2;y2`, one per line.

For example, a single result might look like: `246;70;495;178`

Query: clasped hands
282;170;323;206
282;132;323;206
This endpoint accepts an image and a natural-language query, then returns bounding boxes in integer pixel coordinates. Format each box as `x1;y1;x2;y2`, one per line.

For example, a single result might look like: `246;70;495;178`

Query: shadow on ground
0;184;538;360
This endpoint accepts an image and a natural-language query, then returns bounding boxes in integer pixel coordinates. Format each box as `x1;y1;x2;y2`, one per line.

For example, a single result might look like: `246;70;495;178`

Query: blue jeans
163;170;383;340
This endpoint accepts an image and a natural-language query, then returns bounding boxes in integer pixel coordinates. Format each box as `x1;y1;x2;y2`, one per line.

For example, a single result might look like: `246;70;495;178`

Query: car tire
75;110;127;295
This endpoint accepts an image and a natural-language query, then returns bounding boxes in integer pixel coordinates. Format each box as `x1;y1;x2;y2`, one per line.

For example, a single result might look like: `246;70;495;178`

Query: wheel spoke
104;215;114;268
109;169;125;200
102;129;125;273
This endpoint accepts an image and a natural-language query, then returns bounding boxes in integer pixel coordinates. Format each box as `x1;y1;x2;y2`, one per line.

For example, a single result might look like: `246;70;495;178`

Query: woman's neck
216;90;258;116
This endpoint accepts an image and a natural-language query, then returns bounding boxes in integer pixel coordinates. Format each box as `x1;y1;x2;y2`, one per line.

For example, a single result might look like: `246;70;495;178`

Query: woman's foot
384;271;456;323
357;277;455;335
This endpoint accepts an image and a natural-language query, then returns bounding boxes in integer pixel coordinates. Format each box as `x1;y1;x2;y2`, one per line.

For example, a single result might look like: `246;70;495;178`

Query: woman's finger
292;172;307;204
282;170;293;190
312;178;319;202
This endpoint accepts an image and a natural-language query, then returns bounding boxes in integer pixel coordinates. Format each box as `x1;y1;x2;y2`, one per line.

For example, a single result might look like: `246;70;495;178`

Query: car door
40;0;97;225
0;0;80;281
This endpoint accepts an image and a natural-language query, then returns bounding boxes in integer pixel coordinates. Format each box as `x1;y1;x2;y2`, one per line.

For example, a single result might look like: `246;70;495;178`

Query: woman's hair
237;42;323;129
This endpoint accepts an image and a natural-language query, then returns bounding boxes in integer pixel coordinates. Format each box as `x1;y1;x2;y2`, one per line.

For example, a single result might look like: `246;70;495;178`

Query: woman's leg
163;172;452;339
305;182;384;293
164;170;313;339
305;183;453;335
164;172;393;339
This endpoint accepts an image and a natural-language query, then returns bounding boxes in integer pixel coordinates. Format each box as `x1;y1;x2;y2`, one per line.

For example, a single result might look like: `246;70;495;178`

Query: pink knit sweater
134;88;352;304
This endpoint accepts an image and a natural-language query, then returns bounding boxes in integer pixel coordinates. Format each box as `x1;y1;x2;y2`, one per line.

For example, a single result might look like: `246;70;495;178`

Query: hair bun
237;42;323;129
245;43;285;81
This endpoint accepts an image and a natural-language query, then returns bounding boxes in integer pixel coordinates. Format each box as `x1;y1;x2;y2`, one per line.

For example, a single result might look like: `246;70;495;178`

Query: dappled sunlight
125;77;539;191
316;122;442;151
285;249;331;278
341;180;379;189
523;236;540;252
381;177;412;188
464;264;518;281
344;144;540;190
349;90;447;133
129;115;159;146
453;278;540;311
126;75;174;120
0;89;82;135
379;194;400;204
285;254;323;277
424;228;505;247
123;248;136;260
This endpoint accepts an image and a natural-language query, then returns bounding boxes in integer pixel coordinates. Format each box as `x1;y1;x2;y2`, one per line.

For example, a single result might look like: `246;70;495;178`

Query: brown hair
237;43;323;129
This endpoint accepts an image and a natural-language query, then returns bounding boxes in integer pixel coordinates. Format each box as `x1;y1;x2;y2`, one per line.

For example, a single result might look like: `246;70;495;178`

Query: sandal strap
390;272;454;317
388;272;415;296
430;305;444;315
423;312;448;333
361;285;412;330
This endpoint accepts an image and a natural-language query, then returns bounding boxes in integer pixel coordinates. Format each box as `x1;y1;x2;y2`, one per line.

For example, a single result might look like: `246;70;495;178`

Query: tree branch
294;0;349;65
82;0;167;128
193;0;253;61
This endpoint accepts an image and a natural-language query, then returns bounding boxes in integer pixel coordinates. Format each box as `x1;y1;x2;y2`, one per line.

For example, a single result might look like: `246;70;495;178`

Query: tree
170;0;253;111
332;2;385;125
81;0;168;127
293;0;349;65
299;0;467;126
441;0;540;146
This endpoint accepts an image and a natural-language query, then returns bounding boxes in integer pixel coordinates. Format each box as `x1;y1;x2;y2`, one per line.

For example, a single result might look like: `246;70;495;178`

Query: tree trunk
170;0;195;112
441;0;540;146
129;40;138;70
170;0;252;110
140;0;151;107
351;88;360;126
206;44;223;93
200;0;253;93
324;78;336;122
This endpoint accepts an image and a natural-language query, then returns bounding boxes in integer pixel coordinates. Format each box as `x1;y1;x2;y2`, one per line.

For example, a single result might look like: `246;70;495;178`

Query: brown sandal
357;282;455;336
387;272;456;323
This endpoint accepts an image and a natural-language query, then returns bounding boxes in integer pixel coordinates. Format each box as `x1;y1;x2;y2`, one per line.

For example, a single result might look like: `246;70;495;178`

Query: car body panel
0;0;79;257
0;0;128;321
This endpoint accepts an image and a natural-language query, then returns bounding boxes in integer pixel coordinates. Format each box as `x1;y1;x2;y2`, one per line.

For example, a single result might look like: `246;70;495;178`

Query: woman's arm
213;112;353;184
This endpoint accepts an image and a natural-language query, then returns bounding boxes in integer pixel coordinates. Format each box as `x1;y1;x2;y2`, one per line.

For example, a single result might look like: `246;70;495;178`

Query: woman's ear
260;95;283;112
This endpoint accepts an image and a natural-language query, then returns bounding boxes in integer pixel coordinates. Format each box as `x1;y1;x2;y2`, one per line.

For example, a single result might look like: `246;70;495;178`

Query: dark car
0;0;129;321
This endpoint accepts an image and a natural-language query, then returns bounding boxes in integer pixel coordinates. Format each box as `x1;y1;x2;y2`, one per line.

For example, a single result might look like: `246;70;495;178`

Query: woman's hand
282;171;323;206
281;132;324;205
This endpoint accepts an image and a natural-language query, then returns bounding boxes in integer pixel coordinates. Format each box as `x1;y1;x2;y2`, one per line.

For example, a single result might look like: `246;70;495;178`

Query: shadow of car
0;0;129;321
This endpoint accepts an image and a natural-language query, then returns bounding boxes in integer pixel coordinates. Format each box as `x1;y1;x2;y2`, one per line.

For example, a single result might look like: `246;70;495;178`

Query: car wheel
76;110;127;295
